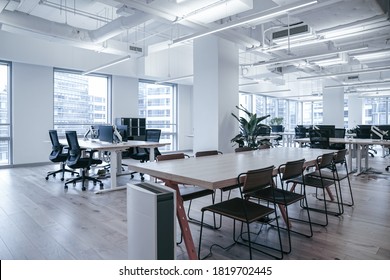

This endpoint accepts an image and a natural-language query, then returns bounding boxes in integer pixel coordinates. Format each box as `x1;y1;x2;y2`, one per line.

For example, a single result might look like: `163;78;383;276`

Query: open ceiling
0;0;389;101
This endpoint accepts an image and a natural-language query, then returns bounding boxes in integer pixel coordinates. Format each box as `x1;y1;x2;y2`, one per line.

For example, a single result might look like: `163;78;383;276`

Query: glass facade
0;62;11;165
138;80;177;151
363;97;389;124
240;93;302;131
53;70;110;136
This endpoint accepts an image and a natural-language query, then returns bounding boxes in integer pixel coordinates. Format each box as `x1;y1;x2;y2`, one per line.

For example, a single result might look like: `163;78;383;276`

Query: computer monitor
314;125;335;138
98;125;114;143
355;125;372;139
258;126;271;136
271;125;284;133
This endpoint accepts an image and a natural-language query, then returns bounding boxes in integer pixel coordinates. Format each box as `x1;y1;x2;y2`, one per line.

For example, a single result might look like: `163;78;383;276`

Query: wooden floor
0;149;389;260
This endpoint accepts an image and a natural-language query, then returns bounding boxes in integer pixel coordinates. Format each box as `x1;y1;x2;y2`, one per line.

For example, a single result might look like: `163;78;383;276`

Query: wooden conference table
61;139;169;193
127;147;334;260
294;137;390;175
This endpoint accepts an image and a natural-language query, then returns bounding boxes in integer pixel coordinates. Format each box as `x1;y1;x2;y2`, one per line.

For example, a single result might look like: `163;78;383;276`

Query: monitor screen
271;125;284;133
98;125;114;143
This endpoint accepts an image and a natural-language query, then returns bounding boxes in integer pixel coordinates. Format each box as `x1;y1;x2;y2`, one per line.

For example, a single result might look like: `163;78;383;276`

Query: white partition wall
193;36;239;153
323;84;345;128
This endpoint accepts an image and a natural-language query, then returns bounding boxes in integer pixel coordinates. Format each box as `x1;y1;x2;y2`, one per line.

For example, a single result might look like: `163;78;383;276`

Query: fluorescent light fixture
297;66;390;80
310;53;348;67
156;75;193;84
352;49;390;61
324;80;390;89
241;89;291;95
172;0;317;45
183;0;253;24
82;55;130;75
250;45;367;67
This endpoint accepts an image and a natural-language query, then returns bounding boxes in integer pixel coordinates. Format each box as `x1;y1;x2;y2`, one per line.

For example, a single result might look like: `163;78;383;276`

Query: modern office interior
0;0;390;260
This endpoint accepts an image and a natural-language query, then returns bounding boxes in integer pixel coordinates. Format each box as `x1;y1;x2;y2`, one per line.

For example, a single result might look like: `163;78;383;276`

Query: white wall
12;63;53;164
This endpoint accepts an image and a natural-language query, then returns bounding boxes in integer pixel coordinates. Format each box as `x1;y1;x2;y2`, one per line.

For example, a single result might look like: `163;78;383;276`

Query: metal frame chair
286;152;342;226
247;159;313;254
198;165;283;260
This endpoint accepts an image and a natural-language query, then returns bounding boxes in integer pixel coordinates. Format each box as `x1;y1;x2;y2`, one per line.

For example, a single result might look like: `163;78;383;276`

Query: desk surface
128;147;334;190
61;139;168;151
294;137;390;145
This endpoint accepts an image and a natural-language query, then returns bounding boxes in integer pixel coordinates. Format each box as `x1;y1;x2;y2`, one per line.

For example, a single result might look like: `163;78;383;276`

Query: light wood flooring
0;149;389;260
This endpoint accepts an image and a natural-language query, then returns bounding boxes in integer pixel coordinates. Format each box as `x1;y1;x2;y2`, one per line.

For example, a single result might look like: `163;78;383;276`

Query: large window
53;69;111;135
138;80;177;151
363;97;389;124
0;61;11;165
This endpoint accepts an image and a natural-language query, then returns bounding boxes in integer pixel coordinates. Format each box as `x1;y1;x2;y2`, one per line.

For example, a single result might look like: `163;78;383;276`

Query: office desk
62;139;169;193
271;131;296;147
294;138;390;175
128;147;333;260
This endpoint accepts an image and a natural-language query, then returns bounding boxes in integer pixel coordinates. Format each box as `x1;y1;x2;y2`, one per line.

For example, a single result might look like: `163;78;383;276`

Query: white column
193;36;239;153
322;83;344;128
348;95;363;129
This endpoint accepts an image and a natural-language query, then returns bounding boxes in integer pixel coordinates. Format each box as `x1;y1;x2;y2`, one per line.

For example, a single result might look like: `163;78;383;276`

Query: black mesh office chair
129;129;162;181
329;128;346;150
309;128;330;149
295;126;308;147
64;131;104;191
45;130;78;181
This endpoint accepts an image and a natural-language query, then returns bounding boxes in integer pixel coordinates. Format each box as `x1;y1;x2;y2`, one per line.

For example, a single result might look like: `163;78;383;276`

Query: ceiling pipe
117;0;261;48
0;9;152;45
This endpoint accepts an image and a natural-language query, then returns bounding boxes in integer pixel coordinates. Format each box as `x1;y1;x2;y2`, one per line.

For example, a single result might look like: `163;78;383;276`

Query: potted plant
231;104;271;149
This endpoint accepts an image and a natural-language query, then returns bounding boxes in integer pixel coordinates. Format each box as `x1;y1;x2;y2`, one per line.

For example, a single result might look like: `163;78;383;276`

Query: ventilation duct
272;24;310;40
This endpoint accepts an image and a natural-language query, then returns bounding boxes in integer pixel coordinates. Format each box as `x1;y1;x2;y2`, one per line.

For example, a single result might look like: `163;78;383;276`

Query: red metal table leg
165;181;198;260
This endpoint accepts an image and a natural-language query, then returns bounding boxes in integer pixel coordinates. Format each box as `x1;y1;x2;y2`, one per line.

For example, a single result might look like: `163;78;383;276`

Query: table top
294;137;390;145
127;147;335;190
61;139;169;151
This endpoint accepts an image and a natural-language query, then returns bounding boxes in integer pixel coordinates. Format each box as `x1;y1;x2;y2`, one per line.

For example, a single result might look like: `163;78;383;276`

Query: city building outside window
363;97;389;125
53;69;111;136
138;80;177;151
0;61;11;165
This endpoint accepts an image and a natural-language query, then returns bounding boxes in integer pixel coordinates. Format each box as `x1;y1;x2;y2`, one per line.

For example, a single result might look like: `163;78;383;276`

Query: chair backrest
295;126;307;138
334;128;346;138
309;128;330;149
278;158;305;181
65;131;82;165
333;149;347;165
259;126;271;136
317;152;335;169
145;129;161;142
195;150;222;157
49;130;61;149
330;128;346;149
238;165;275;196
49;130;63;160
156;153;188;161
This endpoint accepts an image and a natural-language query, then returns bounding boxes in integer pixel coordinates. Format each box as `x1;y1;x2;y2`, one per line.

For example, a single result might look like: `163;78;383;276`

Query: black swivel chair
45;130;78;181
64;131;104;191
308;128;330;149
129;129;162;181
329;128;346;150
